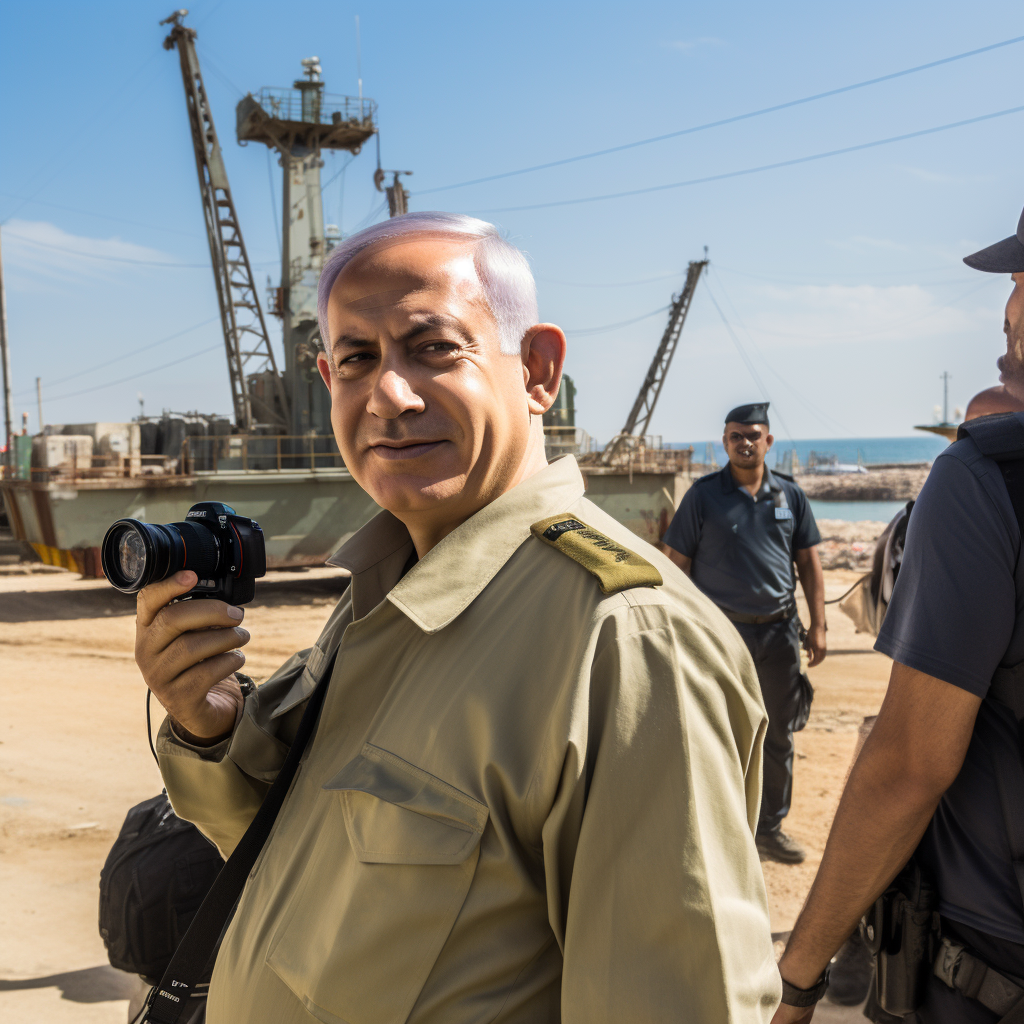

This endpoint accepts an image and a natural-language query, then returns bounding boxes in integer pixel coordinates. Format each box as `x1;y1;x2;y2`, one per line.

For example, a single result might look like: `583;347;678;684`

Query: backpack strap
958;413;1024;462
141;649;338;1024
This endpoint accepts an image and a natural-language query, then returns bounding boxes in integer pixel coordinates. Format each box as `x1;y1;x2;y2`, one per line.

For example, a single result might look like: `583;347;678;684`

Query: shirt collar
720;463;778;500
327;456;586;633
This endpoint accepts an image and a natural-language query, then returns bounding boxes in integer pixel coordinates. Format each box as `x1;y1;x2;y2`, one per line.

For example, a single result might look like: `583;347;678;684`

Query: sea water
670;435;946;522
674;435;949;468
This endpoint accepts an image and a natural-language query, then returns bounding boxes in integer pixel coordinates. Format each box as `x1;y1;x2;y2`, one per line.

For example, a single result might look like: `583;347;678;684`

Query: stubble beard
1002;317;1024;405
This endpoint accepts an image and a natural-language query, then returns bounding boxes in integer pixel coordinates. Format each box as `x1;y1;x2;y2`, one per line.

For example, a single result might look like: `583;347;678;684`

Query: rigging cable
564;305;669;336
419;33;1024;196
469;104;1024;215
703;282;794;442
707;268;855;437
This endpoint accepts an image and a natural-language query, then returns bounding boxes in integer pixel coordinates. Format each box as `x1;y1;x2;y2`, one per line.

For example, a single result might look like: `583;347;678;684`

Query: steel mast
161;9;289;433
599;259;707;465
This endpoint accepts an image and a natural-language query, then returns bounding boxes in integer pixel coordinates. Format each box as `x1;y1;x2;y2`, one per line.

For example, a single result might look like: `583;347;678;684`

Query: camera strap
139;650;338;1024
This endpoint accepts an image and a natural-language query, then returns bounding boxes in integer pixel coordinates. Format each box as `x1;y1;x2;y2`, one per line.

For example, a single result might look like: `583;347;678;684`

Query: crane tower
162;10;289;433
599;259;707;465
236;52;377;435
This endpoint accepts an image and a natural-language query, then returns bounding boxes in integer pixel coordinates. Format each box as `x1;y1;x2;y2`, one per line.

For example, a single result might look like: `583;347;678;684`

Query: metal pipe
0;226;13;472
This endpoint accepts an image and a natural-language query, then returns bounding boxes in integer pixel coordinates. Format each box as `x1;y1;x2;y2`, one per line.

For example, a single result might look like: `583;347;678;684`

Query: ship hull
1;466;688;575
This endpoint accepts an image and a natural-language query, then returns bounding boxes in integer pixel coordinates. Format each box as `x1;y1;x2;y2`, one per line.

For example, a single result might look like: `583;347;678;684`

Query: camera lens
118;529;147;584
101;519;221;594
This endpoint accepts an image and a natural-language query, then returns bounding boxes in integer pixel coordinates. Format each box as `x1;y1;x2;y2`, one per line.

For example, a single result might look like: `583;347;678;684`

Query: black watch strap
780;969;829;1007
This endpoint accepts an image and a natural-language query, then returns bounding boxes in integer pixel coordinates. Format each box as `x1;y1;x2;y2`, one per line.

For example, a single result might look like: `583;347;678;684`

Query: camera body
101;501;267;605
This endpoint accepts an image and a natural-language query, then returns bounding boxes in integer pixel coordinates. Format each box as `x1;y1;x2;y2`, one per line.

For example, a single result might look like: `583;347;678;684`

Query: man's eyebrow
331;313;471;352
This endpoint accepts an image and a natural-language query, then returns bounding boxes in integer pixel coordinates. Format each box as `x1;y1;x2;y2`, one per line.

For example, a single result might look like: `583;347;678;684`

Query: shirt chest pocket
266;743;488;1024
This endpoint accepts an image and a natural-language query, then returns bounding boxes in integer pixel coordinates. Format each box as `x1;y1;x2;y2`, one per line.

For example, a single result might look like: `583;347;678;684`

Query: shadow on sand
0;964;141;1002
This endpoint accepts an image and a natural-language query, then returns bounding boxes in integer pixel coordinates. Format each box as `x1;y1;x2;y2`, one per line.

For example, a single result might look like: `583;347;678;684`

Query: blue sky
2;0;1023;444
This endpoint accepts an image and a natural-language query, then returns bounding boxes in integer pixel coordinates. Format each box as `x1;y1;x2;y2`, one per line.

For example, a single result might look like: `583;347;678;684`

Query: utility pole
941;370;951;423
0;226;13;472
36;377;43;433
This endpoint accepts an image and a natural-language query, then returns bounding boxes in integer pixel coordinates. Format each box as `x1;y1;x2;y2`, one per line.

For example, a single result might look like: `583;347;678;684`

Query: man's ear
521;324;566;416
765;432;775;451
317;352;332;391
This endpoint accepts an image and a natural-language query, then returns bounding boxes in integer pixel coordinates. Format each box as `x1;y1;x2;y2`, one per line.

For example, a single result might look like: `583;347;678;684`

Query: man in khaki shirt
137;211;780;1023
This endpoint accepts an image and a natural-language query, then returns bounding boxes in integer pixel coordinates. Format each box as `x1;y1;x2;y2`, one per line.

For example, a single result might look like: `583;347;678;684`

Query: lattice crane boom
162;10;290;433
599;259;707;465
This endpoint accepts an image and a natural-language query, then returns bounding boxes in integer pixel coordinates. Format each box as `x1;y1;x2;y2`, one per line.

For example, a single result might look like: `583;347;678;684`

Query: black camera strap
141;653;336;1024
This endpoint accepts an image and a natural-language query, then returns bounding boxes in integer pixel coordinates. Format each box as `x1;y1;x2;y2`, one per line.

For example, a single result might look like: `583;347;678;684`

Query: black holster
862;859;942;1017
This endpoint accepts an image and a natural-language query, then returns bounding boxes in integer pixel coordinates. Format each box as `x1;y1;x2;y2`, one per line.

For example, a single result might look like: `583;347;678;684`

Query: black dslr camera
101;501;267;605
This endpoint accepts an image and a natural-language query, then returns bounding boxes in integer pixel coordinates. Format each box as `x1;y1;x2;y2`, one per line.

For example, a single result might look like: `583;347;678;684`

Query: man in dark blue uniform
660;402;826;864
773;206;1024;1023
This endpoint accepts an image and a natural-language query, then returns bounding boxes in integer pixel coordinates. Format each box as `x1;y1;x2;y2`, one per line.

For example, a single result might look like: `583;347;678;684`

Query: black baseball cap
963;206;1024;273
725;402;770;427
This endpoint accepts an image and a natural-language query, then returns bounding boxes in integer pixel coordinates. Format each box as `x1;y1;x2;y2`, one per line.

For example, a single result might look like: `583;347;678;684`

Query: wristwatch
780;968;830;1007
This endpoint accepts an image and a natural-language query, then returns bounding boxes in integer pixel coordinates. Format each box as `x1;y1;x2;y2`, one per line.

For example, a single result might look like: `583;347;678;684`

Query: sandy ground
0;563;890;1022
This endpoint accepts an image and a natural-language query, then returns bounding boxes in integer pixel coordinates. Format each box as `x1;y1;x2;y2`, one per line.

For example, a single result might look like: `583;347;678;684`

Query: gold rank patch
531;514;664;595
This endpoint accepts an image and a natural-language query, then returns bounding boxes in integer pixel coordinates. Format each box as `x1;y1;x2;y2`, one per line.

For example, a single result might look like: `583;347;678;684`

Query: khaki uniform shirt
158;457;780;1024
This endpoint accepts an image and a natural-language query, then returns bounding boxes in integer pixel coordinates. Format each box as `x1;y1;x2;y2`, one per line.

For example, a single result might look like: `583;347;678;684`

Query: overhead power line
471;104;1024;214
565;305;670;336
15;316;221;398
41;345;224;405
420;33;1024;196
6;232;278;270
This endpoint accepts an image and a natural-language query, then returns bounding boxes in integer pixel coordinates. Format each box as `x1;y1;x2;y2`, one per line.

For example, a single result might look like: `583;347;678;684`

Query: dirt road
0;565;888;1022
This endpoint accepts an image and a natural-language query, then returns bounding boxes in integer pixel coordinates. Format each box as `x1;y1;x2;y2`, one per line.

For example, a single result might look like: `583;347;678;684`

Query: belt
934;936;1024;1023
719;604;795;625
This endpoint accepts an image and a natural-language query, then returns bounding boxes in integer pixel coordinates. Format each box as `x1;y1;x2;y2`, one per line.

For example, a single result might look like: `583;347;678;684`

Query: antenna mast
599;258;708;465
161;9;289;433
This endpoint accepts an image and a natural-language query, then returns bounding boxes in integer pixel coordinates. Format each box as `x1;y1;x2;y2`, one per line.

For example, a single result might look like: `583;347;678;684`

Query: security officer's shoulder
530;513;663;595
693;470;721;486
772;470;795;483
956;412;1024;460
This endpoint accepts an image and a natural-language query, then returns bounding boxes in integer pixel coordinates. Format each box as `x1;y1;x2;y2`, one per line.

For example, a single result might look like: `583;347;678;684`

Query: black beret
725;402;770;427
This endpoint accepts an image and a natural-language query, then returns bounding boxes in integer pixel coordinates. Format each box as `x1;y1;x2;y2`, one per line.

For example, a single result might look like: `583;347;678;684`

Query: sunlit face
999;272;1024;404
723;422;773;470
318;236;534;523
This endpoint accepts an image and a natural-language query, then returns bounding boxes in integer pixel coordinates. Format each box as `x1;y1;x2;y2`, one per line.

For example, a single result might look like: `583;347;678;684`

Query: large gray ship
0;11;694;575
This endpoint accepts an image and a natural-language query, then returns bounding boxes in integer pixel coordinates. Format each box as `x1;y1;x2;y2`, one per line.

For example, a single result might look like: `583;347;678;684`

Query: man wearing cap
772;208;1024;1022
659;403;826;865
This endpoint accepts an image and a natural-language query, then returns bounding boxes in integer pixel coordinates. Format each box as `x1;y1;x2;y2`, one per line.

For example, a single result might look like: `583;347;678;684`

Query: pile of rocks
797;466;930;502
815;519;887;571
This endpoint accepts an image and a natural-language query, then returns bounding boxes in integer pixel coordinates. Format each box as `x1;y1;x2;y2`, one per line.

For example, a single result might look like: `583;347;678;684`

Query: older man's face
319;236;533;523
999;272;1024;403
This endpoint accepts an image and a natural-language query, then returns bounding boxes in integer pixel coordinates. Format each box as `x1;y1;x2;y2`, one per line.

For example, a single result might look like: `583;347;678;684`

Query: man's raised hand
135;570;251;746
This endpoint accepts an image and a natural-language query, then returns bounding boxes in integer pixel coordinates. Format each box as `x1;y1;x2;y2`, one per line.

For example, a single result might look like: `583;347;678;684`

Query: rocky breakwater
815;519;887;570
796;463;931;502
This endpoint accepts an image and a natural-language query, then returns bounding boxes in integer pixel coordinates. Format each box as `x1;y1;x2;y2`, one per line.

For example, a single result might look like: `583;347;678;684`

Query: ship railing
252;88;377;126
180;434;347;475
13;454;171;483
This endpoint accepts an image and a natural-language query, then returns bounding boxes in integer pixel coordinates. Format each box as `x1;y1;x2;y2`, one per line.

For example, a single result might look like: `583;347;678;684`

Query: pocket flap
324;744;488;865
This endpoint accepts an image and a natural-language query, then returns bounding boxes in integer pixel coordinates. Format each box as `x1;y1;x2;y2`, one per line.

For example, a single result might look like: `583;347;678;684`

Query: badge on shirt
775;507;793;520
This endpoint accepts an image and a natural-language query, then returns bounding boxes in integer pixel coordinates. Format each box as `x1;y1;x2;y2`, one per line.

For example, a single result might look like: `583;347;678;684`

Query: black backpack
99;792;223;984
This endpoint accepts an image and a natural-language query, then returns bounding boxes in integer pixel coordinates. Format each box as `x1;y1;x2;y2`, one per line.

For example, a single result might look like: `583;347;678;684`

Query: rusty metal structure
596;259;707;466
236;54;377;436
161;10;289;433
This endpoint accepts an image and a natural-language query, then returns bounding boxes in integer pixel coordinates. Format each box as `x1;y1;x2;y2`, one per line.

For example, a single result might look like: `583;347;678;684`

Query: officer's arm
547;612;779;1022
657;543;692;575
793;546;826;666
773;661;980;1022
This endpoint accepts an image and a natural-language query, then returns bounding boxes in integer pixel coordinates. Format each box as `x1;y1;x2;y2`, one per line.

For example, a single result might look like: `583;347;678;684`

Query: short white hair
317;211;538;357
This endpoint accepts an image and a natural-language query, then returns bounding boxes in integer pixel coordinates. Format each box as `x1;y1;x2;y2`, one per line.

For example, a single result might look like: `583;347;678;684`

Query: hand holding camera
101;502;267;746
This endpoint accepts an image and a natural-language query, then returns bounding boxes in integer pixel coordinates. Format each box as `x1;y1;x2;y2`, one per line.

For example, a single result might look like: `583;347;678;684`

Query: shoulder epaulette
531;515;663;595
772;470;795;482
957;413;1024;462
694;470;720;485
